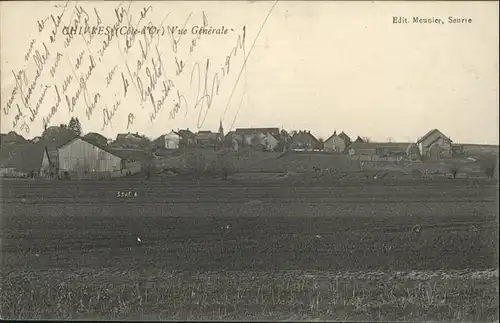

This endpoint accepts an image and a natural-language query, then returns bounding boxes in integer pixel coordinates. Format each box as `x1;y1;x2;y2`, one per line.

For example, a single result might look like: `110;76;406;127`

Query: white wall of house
324;136;346;152
164;131;180;149
419;131;452;156
58;138;122;173
264;133;279;151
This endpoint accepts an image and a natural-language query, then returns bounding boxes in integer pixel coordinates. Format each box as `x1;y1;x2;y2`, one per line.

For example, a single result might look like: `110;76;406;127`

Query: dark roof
83;132;108;141
84;132;107;138
153;135;166;145
0;131;26;145
177;129;195;138
291;131;320;145
324;131;344;143
116;132;142;141
235;128;280;136
417;129;451;144
338;131;351;142
353;136;365;144
109;148;149;162
0;142;46;172
293;130;319;140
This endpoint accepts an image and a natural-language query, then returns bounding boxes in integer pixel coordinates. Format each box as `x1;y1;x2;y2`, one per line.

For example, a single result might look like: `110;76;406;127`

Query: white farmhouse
164;130;180;149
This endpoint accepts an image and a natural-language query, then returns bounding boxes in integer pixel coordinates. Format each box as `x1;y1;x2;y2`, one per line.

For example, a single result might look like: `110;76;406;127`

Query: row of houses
92;127;497;161
1;126;498;178
0;133;151;179
152;127;461;160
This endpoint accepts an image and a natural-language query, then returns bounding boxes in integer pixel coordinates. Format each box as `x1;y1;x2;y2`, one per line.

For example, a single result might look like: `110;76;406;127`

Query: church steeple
218;120;224;137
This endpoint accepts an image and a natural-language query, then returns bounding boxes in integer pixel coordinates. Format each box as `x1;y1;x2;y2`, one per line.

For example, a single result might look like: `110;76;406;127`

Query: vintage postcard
0;0;498;321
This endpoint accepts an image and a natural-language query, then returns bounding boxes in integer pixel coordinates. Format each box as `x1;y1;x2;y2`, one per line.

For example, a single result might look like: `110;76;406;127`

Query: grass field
1;178;498;320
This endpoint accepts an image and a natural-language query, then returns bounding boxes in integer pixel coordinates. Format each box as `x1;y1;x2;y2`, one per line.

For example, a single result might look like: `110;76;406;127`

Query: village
0;117;498;180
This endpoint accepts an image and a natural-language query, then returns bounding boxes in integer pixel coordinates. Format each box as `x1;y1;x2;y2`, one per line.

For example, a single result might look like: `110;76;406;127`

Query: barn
40;137;124;179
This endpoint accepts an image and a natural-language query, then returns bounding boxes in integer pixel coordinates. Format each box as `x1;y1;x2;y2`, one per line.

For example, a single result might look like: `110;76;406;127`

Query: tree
68;117;82;136
361;136;371;143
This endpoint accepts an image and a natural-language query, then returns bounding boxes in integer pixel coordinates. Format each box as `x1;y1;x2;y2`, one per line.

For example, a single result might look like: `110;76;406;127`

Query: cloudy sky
1;1;498;144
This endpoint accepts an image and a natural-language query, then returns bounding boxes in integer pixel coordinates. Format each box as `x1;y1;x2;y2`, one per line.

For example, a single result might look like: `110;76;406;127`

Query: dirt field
1;178;498;320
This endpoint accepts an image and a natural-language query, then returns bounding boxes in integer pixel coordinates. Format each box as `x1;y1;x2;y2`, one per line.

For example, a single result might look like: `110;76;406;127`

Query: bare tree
361;136;371;143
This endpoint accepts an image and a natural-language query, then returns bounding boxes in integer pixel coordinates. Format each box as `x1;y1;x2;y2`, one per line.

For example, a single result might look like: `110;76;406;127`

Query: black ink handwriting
49;52;63;77
42;85;62;129
149;79;175;123
106;65;118;88
101;99;122;131
225;1;278;130
126;113;135;129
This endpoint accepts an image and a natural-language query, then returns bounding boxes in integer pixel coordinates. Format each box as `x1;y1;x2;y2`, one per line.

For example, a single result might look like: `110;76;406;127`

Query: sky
1;1;498;144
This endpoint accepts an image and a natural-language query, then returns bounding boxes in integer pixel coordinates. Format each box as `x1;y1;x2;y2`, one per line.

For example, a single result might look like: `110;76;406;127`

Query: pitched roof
177;129;195;138
353;136;365;144
338;131;351;142
417;129;451;144
50;137;123;160
1;137;126;172
0;131;26;144
109;148;149;162
291;131;320;144
116;132;142;141
324;131;343;143
154;135;166;144
0;142;46;172
83;132;108;141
